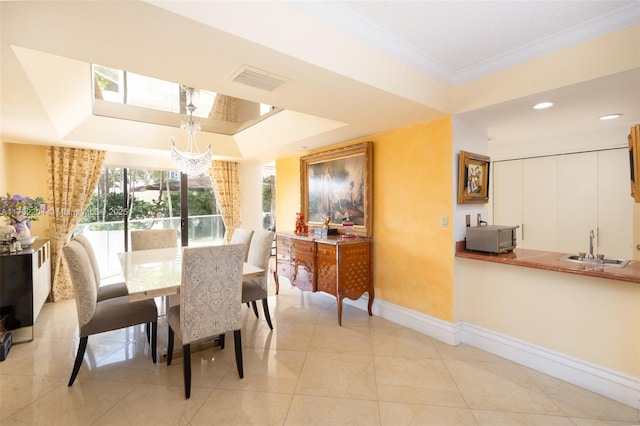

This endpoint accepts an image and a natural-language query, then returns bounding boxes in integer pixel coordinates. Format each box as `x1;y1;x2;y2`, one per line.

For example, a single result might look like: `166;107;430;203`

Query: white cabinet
597;149;633;258
492;148;632;257
493;159;523;243
523;156;558;251
557;152;597;254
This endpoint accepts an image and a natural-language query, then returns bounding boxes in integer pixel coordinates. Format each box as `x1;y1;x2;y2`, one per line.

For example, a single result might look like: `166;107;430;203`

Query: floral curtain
46;147;106;302
208;161;241;243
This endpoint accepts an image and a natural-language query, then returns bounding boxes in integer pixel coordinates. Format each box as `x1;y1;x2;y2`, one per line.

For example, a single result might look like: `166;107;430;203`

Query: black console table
0;239;51;342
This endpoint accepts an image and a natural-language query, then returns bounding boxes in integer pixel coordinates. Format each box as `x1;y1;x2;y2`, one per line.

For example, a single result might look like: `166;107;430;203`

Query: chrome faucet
587;230;595;259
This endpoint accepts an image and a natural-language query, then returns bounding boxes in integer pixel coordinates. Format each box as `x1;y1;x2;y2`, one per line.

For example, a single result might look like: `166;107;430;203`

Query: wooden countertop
455;241;640;284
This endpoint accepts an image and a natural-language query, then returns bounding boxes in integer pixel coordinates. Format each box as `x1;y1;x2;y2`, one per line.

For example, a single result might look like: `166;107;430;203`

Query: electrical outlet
441;216;448;228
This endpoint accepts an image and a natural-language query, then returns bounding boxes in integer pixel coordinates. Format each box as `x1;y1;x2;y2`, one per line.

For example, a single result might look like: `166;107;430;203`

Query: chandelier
171;86;212;176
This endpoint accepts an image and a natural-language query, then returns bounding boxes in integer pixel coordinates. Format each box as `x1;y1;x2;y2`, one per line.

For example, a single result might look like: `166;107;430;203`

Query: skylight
92;65;279;135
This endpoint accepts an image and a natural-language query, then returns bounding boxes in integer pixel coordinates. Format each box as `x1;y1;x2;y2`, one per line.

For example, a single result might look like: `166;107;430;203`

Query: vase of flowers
0;193;48;244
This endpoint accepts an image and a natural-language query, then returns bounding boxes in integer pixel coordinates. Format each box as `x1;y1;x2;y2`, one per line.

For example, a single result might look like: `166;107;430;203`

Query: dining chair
242;229;275;330
73;235;128;302
166;244;245;399
230;227;253;262
63;240;158;386
130;228;178;251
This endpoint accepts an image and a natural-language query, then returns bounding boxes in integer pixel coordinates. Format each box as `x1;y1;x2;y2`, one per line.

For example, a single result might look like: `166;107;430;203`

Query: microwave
465;225;519;254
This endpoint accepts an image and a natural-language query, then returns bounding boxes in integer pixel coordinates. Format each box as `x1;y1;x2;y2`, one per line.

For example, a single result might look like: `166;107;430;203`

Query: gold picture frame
457;150;490;204
629;124;640;203
300;142;372;237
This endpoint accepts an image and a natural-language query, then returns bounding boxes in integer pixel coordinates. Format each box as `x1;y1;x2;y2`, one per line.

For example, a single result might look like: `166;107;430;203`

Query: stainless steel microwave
465;225;519;254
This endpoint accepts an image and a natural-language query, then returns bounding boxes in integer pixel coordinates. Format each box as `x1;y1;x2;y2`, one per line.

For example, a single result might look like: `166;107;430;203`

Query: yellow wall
0;142;7;195
276;117;455;321
4;143;50;238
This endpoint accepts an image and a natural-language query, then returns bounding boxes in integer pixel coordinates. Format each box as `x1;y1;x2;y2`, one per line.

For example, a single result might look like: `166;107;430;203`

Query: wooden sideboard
275;232;373;325
0;239;51;342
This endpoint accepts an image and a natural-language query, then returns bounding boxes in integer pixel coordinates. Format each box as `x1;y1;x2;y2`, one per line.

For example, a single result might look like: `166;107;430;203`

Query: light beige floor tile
570;417;640;425
93;383;210;425
472;409;577;425
432;341;512;364
189;389;292;425
0;337;76;379
0;375;66;421
6;275;638;425
7;379;137;425
375;356;467;407
445;360;564;415
145;347;234;389
249;322;316;352
523;368;640;423
308;324;373;355
217;348;306;394
379;401;478;426
286;394;380;425
296;351;377;400
371;327;440;359
317;301;376;327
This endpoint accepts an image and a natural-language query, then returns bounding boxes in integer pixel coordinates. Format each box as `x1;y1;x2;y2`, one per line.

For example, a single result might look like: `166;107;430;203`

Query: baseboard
461;323;640;410
344;296;640;409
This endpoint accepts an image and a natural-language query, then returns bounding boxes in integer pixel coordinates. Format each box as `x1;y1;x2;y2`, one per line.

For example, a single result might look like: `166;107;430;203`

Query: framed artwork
629;124;640;202
458;150;490;204
300;142;372;237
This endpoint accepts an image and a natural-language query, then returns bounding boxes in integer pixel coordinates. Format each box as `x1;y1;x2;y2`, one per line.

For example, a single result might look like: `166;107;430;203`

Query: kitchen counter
455;241;640;284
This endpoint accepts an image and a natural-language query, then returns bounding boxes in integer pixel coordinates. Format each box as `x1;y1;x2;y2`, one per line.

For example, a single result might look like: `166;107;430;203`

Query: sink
559;254;629;268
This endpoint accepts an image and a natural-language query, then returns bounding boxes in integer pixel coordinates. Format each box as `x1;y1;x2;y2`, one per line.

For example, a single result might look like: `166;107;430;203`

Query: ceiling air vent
230;65;289;91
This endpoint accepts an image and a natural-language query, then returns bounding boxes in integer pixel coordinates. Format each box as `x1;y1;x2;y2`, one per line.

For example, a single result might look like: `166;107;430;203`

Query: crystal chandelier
171;86;212;176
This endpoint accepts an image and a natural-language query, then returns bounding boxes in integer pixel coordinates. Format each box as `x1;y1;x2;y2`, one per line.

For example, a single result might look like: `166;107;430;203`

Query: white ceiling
1;1;639;166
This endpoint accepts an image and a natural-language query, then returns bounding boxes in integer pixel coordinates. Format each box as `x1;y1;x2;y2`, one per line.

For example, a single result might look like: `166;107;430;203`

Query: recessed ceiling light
600;113;623;120
533;102;553;110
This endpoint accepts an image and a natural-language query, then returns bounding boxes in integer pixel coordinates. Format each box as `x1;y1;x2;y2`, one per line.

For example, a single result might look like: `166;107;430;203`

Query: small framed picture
458;150;490;204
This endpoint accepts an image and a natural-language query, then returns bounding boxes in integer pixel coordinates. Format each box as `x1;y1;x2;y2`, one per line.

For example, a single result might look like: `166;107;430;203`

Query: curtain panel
46;147;106;302
208;161;241;243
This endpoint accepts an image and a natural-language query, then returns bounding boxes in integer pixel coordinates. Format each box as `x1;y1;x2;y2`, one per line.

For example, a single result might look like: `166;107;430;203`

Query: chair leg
182;344;191;399
262;298;273;330
233;329;243;379
167;326;174;365
150;321;157;363
146;322;150;343
251;301;259;318
68;336;88;386
218;333;225;349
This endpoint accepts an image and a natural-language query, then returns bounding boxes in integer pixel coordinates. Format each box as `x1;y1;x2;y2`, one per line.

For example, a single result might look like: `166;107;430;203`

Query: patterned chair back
73;235;101;288
230;227;254;262
62;240;98;329
246;229;275;290
131;229;178;251
179;244;244;344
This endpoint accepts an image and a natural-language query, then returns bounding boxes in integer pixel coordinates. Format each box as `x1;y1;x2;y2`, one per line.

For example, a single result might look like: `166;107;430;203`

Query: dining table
118;246;264;302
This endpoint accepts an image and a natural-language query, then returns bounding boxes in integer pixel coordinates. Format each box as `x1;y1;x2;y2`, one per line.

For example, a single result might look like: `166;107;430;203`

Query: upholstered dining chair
63;240;158;386
73;235;128;302
130;228;178;251
242;229;275;330
230;227;253;262
166;244;245;399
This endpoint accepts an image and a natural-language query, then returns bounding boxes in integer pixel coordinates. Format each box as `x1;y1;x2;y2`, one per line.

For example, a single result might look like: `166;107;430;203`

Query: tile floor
1;274;638;425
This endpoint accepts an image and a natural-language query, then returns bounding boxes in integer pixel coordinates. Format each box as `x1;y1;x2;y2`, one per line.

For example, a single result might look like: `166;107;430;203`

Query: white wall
239;162;265;231
452;116;490;242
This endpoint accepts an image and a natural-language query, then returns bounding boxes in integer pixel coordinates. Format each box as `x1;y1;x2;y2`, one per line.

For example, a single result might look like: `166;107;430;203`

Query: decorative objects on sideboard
0;193;47;246
300;142;373;237
457;150;491;204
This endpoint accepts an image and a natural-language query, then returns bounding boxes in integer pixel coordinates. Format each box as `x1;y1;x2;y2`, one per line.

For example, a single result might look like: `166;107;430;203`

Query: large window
75;167;224;278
